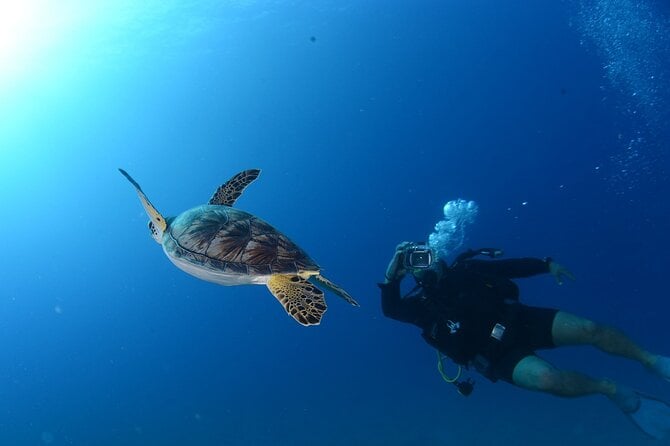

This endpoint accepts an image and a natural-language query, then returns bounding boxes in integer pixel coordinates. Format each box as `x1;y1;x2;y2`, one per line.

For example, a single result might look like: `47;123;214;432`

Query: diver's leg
513;356;670;438
551;311;657;367
511;355;616;397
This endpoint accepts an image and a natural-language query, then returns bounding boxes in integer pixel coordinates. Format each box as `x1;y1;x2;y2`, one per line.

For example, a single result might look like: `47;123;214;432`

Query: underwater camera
403;243;434;269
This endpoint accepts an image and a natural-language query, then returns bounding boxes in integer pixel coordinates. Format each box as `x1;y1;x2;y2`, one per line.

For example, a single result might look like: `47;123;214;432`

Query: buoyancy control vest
418;249;521;366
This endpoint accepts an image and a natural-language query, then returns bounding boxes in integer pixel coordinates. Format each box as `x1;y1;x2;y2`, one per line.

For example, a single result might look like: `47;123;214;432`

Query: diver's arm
378;279;424;324
464;258;551;278
378;242;424;323
465;258;575;284
383;241;412;284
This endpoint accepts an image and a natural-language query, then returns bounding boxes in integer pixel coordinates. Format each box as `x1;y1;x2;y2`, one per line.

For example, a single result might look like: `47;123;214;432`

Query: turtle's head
119;168;167;244
148;220;164;243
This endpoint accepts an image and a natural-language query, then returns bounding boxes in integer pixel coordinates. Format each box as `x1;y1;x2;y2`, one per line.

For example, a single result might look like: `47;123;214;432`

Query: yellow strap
436;350;461;384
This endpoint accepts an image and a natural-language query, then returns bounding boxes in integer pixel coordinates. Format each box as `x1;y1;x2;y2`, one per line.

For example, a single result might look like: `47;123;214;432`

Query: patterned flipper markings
209;169;261;206
313;274;359;307
267;275;327;326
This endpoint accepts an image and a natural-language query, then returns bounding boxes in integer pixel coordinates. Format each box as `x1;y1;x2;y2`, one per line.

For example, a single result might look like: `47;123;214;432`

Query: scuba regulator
437;351;475;397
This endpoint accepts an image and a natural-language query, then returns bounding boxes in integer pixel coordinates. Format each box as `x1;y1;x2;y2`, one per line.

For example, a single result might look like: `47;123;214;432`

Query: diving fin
650;355;670;383
613;387;670;440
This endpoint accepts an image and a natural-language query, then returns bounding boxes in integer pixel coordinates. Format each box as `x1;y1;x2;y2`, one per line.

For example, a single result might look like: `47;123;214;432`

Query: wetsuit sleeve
463;258;550;278
378;280;423;324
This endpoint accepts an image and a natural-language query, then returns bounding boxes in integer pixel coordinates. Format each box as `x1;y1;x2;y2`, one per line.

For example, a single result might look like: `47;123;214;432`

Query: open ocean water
0;1;669;445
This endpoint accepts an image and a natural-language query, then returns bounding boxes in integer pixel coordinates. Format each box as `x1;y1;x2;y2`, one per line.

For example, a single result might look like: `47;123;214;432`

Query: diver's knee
514;360;562;392
577;319;604;343
534;369;564;392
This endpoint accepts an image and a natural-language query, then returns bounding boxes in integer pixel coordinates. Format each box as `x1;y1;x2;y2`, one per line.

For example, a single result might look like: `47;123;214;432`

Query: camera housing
404;244;433;269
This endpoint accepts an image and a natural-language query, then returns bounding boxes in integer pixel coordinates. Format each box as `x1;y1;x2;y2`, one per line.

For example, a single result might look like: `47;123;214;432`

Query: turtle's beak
119;168;167;238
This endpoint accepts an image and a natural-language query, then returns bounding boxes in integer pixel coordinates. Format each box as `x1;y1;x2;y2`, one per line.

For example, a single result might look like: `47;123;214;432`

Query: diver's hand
395;241;414;253
548;261;575;285
384;242;411;283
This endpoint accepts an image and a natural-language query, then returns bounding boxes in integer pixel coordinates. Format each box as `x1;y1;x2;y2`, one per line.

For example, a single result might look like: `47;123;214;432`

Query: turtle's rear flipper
267;275;327;326
313;275;359;307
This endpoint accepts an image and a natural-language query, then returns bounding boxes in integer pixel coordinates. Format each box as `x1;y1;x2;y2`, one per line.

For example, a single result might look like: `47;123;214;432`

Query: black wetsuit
379;257;559;383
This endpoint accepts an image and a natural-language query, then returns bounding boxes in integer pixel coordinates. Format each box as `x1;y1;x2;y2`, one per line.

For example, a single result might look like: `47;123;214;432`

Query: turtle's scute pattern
166;205;319;275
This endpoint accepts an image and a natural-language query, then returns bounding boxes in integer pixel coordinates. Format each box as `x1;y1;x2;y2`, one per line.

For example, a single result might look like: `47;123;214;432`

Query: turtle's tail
312;275;359;307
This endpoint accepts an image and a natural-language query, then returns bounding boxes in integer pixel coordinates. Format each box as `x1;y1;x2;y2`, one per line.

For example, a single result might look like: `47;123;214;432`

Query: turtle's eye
148;221;156;235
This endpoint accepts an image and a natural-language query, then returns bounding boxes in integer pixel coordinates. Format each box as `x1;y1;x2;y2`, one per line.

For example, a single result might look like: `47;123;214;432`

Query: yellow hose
436;350;461;384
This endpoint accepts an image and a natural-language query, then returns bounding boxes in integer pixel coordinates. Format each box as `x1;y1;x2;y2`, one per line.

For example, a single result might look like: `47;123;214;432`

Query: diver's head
399;242;440;285
410;258;447;288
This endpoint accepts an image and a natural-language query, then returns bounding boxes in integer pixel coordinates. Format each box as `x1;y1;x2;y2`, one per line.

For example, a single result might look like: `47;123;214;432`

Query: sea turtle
119;168;358;326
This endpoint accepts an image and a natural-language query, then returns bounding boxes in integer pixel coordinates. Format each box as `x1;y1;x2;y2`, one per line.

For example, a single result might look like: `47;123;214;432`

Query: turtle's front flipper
267;275;327;326
209;169;261;206
312;275;359;307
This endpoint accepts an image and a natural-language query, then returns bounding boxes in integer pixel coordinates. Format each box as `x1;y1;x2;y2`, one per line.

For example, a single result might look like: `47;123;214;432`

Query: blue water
0;1;669;445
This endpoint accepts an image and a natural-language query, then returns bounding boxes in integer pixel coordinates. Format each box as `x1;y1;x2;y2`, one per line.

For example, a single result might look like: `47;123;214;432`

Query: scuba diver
379;241;670;439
